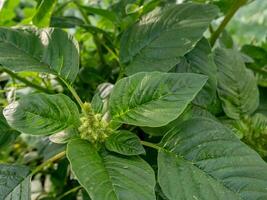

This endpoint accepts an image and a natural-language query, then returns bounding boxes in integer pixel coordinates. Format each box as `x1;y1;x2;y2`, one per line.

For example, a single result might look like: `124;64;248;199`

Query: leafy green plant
1;0;267;199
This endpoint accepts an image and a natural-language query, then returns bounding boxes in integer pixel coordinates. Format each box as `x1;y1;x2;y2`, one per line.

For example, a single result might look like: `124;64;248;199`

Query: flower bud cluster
78;102;111;144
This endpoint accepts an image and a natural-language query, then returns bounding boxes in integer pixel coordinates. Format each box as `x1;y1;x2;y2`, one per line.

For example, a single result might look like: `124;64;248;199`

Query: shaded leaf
0;164;31;200
214;48;259;119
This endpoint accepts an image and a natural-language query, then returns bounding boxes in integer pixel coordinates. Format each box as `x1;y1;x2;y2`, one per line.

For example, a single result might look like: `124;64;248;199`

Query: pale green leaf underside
0;27;79;83
159;118;267;200
214;48;259;119
0;164;30;200
3;93;80;135
105;130;145;156
67;139;156;200
120;3;219;75
109;72;208;127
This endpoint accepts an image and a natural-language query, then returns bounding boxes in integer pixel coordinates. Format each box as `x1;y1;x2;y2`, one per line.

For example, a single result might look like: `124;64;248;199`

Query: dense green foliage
1;0;267;199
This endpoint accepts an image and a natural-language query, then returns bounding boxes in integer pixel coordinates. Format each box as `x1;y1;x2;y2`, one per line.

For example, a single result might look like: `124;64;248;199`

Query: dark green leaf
175;38;217;109
0;164;31;199
0;108;19;148
120;3;218;75
3;93;80;135
67;139;156;200
109;72;207;127
105;130;145;155
214;48;259;119
159;118;267;200
0;27;79;83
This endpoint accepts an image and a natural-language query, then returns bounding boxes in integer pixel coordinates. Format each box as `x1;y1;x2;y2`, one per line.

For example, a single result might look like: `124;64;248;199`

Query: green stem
141;141;162;151
31;151;66;176
60;78;86;114
1;68;54;94
210;0;247;47
58;186;83;200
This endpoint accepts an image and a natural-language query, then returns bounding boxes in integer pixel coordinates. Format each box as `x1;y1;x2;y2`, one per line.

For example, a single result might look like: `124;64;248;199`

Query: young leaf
158;118;267;200
175;38;217;109
0;164;31;199
214;48;259;119
105;130;145;156
32;0;57;27
67;139;156;200
3;93;80;135
109;72;208;127
120;3;218;75
0;27;79;83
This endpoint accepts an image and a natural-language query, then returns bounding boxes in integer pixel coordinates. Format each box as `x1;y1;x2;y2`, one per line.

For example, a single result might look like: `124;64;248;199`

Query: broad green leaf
67;139;156;200
0;108;19;148
120;3;218;75
0;27;79;83
214;48;259;119
175;38;217;109
32;0;57;27
3;93;80;135
109;72;208;127
0;164;31;200
105;130;145;155
158;118;267;200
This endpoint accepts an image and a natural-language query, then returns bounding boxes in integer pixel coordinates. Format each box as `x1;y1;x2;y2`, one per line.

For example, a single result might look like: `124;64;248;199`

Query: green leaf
0;108;19;148
109;72;208;127
67;139;156;200
175;38;217;109
32;0;57;27
3;93;80;135
158;118;267;200
214;48;259;119
80;5;120;24
0;164;31;199
105;130;145;155
120;3;218;75
0;0;19;26
0;27;79;83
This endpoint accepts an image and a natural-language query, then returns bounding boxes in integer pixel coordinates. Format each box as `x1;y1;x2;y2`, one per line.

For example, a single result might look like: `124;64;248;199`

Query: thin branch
141;141;162;151
31;151;66;176
210;0;248;47
57;186;83;200
1;68;54;94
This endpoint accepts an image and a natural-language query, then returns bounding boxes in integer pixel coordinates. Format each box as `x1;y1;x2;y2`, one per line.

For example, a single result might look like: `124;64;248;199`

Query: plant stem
141;141;162;151
58;186;83;199
1;68;54;94
60;78;86;114
210;0;247;47
31;151;66;176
